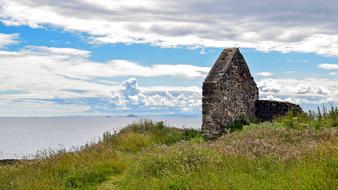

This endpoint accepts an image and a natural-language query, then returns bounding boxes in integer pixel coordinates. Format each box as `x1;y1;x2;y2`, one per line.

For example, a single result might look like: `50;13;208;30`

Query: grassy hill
0;109;337;190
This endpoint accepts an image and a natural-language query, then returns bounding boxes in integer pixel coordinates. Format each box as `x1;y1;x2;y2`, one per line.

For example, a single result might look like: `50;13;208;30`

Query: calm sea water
0;116;201;159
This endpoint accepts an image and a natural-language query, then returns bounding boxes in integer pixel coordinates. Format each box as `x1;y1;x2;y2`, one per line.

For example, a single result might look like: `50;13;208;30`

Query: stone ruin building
202;48;302;138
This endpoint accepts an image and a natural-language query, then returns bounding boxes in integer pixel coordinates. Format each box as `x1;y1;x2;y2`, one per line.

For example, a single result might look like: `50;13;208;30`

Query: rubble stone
202;48;258;138
202;48;303;138
255;100;303;121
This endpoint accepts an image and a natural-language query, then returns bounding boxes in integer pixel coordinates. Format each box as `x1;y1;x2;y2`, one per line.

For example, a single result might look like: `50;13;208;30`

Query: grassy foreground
0;109;337;190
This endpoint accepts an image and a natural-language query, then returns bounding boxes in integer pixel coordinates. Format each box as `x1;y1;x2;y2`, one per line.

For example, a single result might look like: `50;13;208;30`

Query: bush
226;116;250;132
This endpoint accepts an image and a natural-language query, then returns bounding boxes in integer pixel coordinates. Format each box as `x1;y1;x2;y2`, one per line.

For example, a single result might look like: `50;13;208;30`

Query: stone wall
255;100;303;121
202;48;258;139
202;48;303;139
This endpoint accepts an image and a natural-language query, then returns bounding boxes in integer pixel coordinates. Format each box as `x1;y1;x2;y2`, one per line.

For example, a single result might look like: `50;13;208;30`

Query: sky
0;0;337;117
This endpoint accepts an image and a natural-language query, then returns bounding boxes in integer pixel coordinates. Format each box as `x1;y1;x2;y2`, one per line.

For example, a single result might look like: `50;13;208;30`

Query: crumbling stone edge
202;48;303;139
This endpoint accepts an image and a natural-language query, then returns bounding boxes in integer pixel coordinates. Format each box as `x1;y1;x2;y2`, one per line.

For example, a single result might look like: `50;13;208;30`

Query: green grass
119;146;337;190
0;120;202;190
0;110;337;190
274;106;338;129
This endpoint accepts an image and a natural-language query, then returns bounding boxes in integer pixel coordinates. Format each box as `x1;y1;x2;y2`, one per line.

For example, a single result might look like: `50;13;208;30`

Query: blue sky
0;0;337;116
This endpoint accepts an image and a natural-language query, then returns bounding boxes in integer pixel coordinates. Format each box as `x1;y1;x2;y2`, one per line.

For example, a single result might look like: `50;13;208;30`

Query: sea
0;116;201;159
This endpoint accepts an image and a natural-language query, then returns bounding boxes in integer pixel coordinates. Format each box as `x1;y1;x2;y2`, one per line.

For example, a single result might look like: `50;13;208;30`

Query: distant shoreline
0;159;19;165
0;159;35;165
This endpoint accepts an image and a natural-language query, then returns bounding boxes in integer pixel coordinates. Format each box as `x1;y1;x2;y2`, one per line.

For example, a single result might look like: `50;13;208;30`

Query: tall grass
274;106;338;129
110;109;338;190
0;120;201;190
0;109;337;190
120;144;337;190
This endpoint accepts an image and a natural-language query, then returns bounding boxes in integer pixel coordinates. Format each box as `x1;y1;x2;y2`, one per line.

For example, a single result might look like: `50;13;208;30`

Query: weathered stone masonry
255;100;303;122
202;48;302;138
202;48;259;138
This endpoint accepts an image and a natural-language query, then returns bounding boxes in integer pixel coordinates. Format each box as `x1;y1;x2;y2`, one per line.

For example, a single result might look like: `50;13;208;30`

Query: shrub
225;116;250;132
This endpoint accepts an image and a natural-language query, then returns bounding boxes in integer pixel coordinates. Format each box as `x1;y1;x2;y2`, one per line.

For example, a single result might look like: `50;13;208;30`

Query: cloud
40;77;338;115
121;78;141;97
257;79;281;93
199;48;207;55
41;78;202;116
23;46;91;58
255;72;273;77
263;95;301;105
0;42;337;115
0;45;209;100
257;78;338;107
318;63;338;70
2;1;338;55
0;45;205;116
258;78;334;96
0;33;18;48
107;78;202;114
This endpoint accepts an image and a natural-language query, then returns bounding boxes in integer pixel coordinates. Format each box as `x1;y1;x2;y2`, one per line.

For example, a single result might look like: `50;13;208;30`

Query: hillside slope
0;110;337;190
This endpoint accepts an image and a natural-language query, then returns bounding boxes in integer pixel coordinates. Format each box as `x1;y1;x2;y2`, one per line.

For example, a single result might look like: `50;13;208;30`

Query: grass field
0;108;337;190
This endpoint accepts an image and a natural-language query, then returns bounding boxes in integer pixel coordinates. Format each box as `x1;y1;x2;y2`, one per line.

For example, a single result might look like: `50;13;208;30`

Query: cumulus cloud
1;42;337;115
2;1;338;55
47;77;338;115
318;63;338;70
257;79;281;93
107;78;202;114
39;75;338;115
257;78;338;106
0;45;205;115
44;78;202;116
0;33;18;48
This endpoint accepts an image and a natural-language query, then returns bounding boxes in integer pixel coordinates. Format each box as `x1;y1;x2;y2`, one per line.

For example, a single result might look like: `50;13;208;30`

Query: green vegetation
0;121;202;190
0;109;337;190
274;106;338;129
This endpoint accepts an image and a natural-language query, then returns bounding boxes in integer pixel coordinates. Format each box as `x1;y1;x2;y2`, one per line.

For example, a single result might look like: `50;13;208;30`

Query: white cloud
108;78;202;114
255;72;273;77
0;45;205;115
0;42;337;115
257;79;281;93
0;46;209;101
2;1;338;56
0;33;18;48
93;77;338;114
257;78;338;106
23;46;91;59
200;48;207;55
318;63;338;70
263;95;301;105
258;78;335;96
0;46;209;80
